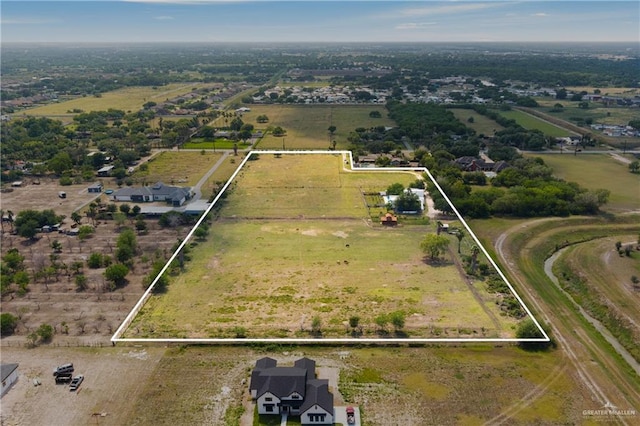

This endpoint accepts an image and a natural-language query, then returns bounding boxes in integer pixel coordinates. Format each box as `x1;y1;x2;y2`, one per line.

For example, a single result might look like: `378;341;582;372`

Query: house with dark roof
111;182;192;206
250;357;334;425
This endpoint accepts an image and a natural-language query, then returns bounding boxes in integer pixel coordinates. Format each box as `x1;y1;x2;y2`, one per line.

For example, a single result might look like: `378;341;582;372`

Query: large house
250;357;334;425
111;182;192;206
1;363;19;397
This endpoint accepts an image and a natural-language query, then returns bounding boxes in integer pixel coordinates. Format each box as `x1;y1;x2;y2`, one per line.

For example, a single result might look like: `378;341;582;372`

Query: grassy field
200;154;244;200
126;154;517;339
450;109;504;136
524;153;640;212
125;344;592;425
182;139;252;150
532;101;640;127
131;151;224;187
498;109;572;137
566;86;640;98
239;105;395;150
554;236;640;350
21;83;205;115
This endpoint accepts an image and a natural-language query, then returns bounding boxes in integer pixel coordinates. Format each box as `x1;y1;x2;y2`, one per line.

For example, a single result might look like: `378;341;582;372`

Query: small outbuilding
1;363;19;397
380;213;398;226
88;182;103;193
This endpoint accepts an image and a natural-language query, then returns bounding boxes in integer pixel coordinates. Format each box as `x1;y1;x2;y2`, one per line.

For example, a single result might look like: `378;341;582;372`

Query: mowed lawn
499;109;572;137
127;154;514;339
527;154;640;211
450;109;504;136
241;105;395;150
22;83;202;115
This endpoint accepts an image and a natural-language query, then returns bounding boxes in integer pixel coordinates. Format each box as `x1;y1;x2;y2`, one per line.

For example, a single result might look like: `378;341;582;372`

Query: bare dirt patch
1;211;192;346
0;346;165;426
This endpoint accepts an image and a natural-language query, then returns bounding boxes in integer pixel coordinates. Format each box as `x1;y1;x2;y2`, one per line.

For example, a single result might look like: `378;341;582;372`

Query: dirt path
494;219;640;420
544;247;640;376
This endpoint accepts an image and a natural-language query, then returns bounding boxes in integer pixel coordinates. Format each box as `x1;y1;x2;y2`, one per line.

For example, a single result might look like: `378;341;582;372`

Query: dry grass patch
22;84;203;115
125;154;517;339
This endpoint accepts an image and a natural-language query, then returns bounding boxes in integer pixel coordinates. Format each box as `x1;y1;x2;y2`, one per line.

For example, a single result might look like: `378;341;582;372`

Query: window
310;413;326;422
291;395;300;399
264;404;274;412
265;397;272;401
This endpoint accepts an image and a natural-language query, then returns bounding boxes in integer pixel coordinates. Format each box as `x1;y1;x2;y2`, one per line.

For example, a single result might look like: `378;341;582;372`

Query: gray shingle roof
300;379;333;415
1;363;18;382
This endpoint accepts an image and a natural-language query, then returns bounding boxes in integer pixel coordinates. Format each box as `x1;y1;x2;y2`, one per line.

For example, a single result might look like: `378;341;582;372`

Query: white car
69;375;84;391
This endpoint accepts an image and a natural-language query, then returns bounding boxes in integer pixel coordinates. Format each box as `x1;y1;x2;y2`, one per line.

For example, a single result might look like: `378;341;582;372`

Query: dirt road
494;219;640;422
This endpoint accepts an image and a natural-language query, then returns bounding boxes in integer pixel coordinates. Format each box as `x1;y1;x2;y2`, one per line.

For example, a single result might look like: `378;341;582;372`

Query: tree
272;126;286;137
555;88;567;99
51;239;63;253
395;191;421;213
87;252;104;268
17;219;39;240
311;316;322;335
78;225;95;240
515;318;552;350
453;229;465;254
375;314;389;332
629;161;640;174
104;263;129;289
75;274;88;291
47;151;73;175
256;114;269;123
114;212;127;228
349;315;360;333
36;323;54;343
390;311;406;331
1;313;18;335
119;203;131;215
420;234;450;260
386;183;404;195
71;211;82;225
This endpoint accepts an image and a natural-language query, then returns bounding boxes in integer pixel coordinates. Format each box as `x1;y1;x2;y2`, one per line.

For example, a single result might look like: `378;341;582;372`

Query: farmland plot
124;154;521;340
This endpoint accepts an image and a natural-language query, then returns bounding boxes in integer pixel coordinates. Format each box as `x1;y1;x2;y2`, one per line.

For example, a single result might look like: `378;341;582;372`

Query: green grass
131;151;225;187
182;139;252;150
525;154;640;212
450;109;504;136
498;109;572;137
126;154;516;339
239;105;395;150
22;83;206;115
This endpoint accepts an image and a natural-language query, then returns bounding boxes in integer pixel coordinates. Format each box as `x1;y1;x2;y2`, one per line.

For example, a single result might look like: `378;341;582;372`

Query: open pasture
241;105;394;150
498;109;572;137
130;151;224;187
525;153;640;212
450;108;504;136
22;83;204;115
125;154;516;340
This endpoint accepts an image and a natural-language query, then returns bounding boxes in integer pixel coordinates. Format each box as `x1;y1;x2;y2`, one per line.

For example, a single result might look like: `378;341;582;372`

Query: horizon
2;1;638;44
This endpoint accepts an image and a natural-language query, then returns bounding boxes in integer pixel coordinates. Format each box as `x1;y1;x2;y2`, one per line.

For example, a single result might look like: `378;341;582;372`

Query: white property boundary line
112;150;549;344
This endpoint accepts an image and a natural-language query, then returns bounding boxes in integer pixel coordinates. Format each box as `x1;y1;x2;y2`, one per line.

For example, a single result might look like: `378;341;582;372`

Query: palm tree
470;245;480;274
455;229;465;254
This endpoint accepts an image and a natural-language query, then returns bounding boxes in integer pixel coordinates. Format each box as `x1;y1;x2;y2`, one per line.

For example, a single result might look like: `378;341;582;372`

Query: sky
1;1;639;43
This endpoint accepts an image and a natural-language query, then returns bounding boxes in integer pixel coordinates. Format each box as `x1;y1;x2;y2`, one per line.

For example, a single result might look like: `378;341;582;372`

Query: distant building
112;182;192;207
97;165;115;177
1;363;19;397
87;182;103;193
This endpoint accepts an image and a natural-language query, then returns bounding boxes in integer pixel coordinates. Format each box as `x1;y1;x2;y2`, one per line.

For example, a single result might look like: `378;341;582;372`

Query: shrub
0;313;18;335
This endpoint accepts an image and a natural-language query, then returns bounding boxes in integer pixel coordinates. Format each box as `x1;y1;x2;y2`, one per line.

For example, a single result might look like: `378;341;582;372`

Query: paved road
190;150;230;202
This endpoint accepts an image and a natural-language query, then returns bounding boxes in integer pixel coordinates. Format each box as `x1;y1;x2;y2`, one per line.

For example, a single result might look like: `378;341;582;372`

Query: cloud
154;16;174;20
401;2;500;17
533;13;549;17
396;22;438;30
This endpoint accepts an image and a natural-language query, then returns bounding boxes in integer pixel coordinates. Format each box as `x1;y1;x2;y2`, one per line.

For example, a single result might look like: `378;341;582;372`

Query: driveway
334;406;360;426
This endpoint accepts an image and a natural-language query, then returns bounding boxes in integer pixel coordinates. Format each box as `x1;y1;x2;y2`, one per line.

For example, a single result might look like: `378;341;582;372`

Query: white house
250;357;334;425
1;363;19;397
